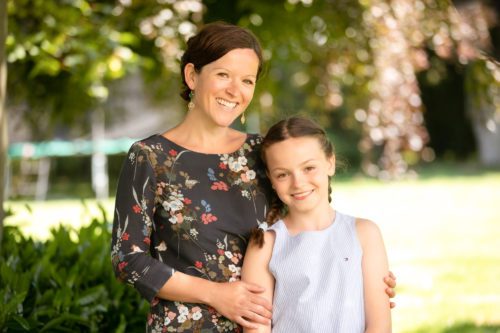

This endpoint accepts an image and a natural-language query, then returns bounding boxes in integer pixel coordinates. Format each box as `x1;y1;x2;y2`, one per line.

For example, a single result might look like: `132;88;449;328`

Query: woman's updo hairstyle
180;22;264;101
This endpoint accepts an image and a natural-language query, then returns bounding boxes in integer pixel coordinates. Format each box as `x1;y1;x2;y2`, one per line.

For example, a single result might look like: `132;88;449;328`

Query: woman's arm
156;271;273;328
356;218;392;333
241;231;276;333
111;143;174;301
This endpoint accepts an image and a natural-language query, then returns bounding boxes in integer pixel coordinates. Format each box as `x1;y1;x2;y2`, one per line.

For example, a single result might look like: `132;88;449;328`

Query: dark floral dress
111;134;270;333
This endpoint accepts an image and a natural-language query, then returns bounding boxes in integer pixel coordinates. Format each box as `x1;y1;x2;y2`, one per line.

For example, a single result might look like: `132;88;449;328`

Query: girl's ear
327;155;336;177
184;63;197;90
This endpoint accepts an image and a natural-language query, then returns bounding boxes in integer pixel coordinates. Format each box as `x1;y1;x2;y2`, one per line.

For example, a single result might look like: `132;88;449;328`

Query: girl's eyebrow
269;158;318;172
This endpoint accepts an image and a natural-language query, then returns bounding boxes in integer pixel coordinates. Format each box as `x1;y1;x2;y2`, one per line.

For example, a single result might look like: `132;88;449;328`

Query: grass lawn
5;165;500;332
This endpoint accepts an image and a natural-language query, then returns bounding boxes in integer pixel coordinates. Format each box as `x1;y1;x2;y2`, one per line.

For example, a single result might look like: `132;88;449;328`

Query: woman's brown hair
180;22;264;101
250;116;335;247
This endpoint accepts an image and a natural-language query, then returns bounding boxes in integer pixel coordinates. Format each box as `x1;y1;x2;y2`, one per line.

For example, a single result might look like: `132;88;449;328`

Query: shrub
0;210;149;332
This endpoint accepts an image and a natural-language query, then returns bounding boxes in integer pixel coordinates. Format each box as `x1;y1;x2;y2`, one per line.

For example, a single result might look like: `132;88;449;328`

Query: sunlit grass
334;170;500;332
5;199;115;240
5;167;500;332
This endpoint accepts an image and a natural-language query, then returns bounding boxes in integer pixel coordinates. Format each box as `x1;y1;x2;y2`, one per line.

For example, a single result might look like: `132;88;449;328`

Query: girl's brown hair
180;22;264;101
250;116;335;247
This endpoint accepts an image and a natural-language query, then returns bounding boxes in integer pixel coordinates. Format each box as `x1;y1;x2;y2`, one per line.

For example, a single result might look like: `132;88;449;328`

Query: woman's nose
225;80;239;96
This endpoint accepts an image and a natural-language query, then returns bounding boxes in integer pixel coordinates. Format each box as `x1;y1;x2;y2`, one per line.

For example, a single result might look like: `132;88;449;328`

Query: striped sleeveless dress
268;211;365;332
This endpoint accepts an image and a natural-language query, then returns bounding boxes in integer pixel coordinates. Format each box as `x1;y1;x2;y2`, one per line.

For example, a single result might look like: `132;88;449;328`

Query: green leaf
11;315;31;330
76;285;107;306
29;57;62;77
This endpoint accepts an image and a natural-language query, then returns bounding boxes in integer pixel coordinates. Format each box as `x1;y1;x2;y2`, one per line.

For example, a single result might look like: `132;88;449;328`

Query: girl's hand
208;281;272;329
384;270;397;308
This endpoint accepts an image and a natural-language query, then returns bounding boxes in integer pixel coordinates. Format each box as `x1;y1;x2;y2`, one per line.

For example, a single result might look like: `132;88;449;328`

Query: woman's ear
184;63;197;90
327;155;336;177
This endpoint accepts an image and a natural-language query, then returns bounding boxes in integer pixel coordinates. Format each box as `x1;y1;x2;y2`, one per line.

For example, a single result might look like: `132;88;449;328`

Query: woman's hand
384;270;397;308
208;281;272;329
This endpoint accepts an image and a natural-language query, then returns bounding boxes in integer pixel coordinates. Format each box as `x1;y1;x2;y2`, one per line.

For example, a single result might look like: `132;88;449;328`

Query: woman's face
185;48;259;128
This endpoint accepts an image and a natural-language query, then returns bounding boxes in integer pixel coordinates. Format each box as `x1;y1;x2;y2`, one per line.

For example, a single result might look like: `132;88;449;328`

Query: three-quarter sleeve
111;142;174;302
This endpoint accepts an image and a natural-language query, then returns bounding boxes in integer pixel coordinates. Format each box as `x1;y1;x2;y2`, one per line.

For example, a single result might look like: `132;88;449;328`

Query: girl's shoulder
354;217;380;232
354;217;384;248
245;230;276;266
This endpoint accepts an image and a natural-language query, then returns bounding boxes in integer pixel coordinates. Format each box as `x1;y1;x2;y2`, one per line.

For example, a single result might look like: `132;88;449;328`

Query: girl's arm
356;218;392;333
241;231;277;333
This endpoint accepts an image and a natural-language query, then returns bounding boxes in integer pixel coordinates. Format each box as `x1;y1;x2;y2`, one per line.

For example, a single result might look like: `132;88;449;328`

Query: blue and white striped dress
268;211;365;332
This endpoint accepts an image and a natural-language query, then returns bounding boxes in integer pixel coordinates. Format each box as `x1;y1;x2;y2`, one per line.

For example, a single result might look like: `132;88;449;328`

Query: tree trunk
470;107;500;167
0;0;8;247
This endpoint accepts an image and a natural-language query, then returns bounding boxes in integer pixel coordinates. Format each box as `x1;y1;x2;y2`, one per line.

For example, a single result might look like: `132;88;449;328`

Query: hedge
0;209;149;332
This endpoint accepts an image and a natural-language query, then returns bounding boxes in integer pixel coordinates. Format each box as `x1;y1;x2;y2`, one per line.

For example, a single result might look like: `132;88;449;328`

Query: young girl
241;116;392;332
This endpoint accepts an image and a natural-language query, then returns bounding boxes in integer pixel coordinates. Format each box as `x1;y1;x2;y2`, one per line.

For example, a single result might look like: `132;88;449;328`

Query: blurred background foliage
4;0;500;180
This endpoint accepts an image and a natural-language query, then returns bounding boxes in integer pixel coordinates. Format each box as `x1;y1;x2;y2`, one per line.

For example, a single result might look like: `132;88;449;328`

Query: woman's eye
305;166;316;172
243;79;255;85
276;173;287;179
218;72;228;78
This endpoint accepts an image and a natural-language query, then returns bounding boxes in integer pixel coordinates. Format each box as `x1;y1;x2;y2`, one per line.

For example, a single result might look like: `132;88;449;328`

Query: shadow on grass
413;322;500;333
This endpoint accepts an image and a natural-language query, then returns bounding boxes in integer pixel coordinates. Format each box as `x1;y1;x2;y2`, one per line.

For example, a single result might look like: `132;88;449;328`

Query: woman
111;22;396;333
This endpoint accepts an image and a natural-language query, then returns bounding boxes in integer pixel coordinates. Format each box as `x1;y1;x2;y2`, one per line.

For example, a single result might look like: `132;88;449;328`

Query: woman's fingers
385;271;397;288
247;297;272;321
241;307;272;326
248;294;273;314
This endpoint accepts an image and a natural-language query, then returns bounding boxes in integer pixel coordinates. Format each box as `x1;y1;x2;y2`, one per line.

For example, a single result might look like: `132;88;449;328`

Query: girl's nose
291;173;304;188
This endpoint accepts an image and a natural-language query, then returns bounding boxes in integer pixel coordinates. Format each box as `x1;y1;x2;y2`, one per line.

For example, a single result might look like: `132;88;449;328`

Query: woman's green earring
188;90;195;111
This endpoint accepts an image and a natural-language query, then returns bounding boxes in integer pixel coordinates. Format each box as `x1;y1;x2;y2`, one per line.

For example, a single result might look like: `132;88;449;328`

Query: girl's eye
305;166;316;172
243;79;255;85
276;173;287;179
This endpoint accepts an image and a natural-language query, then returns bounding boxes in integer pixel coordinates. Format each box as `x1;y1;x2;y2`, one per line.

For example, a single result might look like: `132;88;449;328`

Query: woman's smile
216;98;238;109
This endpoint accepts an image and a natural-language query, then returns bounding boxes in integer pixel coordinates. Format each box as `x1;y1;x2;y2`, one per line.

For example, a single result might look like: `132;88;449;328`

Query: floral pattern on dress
111;134;270;333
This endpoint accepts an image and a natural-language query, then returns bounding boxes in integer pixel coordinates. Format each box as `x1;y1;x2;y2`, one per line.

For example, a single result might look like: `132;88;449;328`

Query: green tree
234;0;498;177
6;0;203;139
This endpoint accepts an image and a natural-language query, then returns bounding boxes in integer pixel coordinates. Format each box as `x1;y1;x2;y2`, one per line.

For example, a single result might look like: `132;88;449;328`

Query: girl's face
184;48;259;128
265;136;335;216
